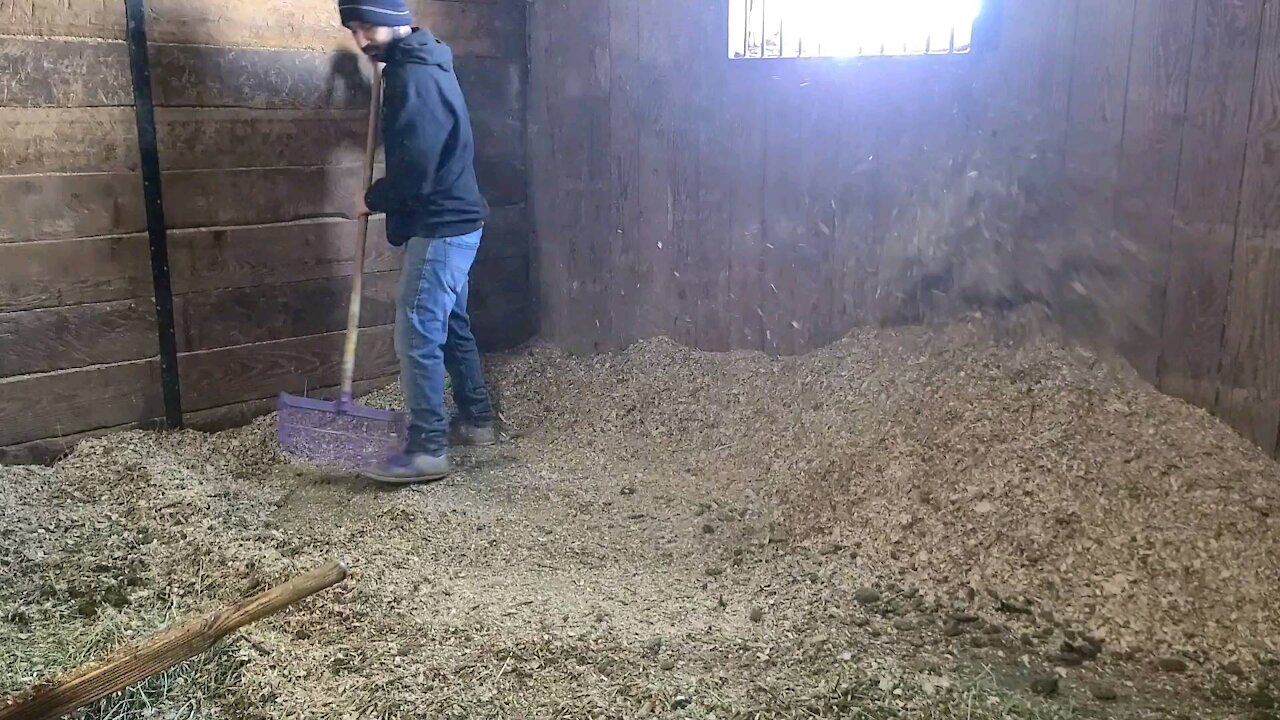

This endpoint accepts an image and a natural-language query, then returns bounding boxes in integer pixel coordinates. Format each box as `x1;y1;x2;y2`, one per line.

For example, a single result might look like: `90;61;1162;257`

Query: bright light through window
729;0;984;59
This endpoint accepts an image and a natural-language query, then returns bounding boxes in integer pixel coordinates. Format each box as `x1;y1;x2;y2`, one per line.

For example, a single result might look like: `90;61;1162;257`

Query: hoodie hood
384;27;453;70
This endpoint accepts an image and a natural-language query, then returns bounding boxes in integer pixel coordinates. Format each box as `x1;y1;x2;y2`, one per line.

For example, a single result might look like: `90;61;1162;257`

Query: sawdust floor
3;317;1278;719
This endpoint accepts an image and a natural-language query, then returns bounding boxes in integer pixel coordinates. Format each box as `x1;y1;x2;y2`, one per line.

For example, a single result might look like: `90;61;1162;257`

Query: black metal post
124;0;184;429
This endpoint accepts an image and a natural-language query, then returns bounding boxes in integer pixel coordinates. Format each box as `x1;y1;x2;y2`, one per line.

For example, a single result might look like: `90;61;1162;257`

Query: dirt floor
3;315;1279;719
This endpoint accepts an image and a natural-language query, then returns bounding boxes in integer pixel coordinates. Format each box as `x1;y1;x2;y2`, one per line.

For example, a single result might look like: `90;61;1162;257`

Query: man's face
349;22;396;60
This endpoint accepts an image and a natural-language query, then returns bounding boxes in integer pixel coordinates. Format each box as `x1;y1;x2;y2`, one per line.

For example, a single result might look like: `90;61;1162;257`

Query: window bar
761;0;769;58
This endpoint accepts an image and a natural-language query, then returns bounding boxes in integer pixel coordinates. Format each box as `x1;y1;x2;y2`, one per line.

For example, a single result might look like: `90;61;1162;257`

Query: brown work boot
449;418;497;447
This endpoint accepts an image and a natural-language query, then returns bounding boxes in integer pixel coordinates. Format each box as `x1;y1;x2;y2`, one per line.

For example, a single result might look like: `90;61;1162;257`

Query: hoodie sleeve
364;69;452;214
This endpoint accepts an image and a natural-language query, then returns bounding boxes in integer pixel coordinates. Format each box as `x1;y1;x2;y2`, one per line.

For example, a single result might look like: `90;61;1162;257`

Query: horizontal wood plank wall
155;0;533;424
529;0;1280;457
0;0;533;463
0;4;161;457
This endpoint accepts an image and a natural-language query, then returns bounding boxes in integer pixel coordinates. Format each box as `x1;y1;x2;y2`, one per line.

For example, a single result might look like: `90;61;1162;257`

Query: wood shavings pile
2;312;1278;718
490;313;1280;659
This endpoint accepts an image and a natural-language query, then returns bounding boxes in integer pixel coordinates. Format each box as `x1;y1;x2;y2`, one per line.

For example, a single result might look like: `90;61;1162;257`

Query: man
340;0;497;483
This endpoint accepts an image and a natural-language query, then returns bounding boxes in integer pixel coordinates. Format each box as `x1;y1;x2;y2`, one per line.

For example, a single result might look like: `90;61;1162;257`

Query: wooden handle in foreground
340;62;384;401
0;560;348;720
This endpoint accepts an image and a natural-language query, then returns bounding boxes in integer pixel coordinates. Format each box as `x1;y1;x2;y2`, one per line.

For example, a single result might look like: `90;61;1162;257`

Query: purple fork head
277;392;406;470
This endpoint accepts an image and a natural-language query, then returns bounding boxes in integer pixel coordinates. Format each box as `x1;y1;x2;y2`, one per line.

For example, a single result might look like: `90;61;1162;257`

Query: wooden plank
156;110;518;173
0;38;132;108
0;234;152;312
164;204;524;297
526;0;569;349
605;0;642;350
0;360;162;446
722;61;769;352
1110;0;1198;381
457;58;527;160
161;165;364;229
0;300;157;377
476;157;528;207
0;173;145;243
629;0;677;349
0;419;162;467
656;0;702;351
1;0;523;54
1062;0;1139;362
1064;0;1138;212
1218;0;1280;455
470;256;534;351
407;0;526;59
528;0;611;353
0;107;139;174
150;45;517;111
174;272;398;352
761;62;855;354
477;204;531;262
0;0;123;40
1159;0;1266;409
150;44;373;110
178;325;398;411
827;60;890;338
156;108;370;170
168;218;400;294
160;159;521;231
175;251;530;363
152;58;522;170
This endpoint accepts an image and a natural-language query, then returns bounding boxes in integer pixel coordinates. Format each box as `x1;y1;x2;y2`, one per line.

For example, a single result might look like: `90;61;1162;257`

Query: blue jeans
395;228;495;454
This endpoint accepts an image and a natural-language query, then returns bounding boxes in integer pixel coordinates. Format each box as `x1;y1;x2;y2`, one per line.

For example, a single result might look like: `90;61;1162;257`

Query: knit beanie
339;0;413;27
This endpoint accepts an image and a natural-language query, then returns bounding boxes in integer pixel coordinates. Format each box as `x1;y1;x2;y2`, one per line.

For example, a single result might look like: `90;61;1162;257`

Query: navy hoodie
365;28;488;245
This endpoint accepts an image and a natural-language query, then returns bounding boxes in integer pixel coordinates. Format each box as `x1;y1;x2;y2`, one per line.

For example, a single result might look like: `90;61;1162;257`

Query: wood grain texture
0;360;163;446
151;44;372;110
475;157;528;207
0;173;145;243
1218;0;1280;455
0;0;523;52
0;38;132;108
178;325;397;411
527;0;611;353
470;256;534;351
0;107;139;174
155;107;520;172
156;108;370;170
149;0;522;54
174;272;398;352
604;0;642;351
1159;0;1266;409
1063;0;1138;229
627;0;678;349
161;165;365;229
0;300;157;377
160;160;521;231
0;235;152;312
168;219;400;295
0;0;123;40
163;205;524;299
1111;0;1198;381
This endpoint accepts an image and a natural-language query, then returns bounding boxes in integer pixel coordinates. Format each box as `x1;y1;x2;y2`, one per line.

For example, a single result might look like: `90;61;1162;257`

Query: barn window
729;0;984;59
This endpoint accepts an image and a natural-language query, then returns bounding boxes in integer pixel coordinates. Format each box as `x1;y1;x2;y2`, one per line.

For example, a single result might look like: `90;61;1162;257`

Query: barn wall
528;0;1280;457
0;2;159;463
0;0;532;463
